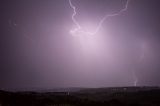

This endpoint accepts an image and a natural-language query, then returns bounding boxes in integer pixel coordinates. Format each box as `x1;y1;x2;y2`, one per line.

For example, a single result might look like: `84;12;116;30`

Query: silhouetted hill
0;86;160;106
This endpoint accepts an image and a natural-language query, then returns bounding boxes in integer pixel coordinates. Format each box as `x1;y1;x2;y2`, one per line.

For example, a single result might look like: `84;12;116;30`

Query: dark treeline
0;87;160;106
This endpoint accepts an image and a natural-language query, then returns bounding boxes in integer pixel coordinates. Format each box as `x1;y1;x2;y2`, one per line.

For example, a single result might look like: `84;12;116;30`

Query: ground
0;87;160;106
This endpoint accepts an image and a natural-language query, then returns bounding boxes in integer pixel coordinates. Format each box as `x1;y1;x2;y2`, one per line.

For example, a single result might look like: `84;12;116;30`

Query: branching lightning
69;0;139;86
9;0;144;87
69;0;131;36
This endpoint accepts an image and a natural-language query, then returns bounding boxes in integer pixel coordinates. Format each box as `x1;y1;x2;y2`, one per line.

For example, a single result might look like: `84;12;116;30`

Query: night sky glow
1;0;160;91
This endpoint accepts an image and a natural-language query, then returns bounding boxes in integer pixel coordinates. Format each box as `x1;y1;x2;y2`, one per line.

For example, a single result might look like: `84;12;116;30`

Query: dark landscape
0;87;160;106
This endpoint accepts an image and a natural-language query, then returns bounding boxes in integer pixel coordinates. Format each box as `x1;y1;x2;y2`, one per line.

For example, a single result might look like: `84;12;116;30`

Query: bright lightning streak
69;0;81;36
134;41;147;86
69;0;131;58
69;0;137;86
132;69;138;86
69;0;131;36
132;42;147;87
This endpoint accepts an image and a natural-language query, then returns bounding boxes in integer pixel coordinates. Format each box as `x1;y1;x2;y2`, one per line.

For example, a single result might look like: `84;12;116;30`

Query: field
0;87;160;106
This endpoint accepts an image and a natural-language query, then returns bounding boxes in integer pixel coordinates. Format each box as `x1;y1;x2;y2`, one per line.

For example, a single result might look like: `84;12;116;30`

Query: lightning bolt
69;0;137;86
132;41;147;87
132;69;138;86
134;41;146;86
69;0;131;36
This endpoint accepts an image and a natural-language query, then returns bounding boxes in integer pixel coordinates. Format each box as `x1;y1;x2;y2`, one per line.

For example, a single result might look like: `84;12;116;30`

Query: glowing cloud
69;0;131;36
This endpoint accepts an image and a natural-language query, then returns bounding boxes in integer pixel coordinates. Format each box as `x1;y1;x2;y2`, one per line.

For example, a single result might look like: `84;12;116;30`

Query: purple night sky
1;0;160;91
